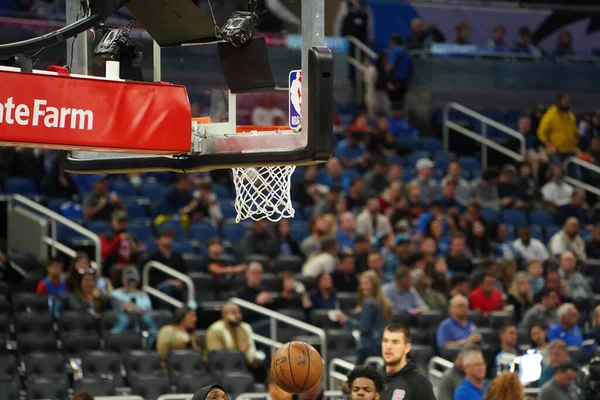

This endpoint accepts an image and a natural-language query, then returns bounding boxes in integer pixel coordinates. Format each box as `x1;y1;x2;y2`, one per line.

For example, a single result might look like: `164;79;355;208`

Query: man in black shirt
331;252;358;293
445;234;474;275
199;238;246;298
148;229;187;307
380;324;435;400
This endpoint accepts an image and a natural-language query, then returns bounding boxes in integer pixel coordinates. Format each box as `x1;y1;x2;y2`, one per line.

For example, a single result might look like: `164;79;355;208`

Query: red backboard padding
0;69;192;154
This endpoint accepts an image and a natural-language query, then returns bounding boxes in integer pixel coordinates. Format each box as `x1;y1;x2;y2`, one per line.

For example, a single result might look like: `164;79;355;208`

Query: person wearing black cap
99;210;144;279
192;385;230;400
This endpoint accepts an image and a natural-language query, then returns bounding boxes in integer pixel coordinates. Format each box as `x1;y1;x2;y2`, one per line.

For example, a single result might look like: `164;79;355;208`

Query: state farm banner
0;69;192;154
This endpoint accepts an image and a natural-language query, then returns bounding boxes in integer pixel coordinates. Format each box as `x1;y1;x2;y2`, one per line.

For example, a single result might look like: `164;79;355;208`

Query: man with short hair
346;366;385;400
36;257;67;295
382;267;429;316
538;339;570;387
411;269;448;313
445;234;474;275
242;219;279;260
82;174;122;220
494;324;518;376
235;262;273;311
414;158;441;206
559;250;593;299
437;345;479;400
538;361;578;400
331;253;358;293
356;198;392;243
547;303;583;347
383;235;413;284
336;211;357;251
367;251;384;280
468;273;503;315
541;165;574;209
520;287;559;329
301;238;338;277
453;349;488;400
380;324;435;400
441;161;471;206
548;217;586;261
437;295;482;348
148;228;188;305
512;225;549;262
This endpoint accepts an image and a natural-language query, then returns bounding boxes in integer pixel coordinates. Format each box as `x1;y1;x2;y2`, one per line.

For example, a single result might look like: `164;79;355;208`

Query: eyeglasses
77;267;95;275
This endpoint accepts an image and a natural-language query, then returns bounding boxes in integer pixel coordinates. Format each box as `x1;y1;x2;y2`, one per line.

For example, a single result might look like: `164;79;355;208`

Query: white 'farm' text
0;98;94;130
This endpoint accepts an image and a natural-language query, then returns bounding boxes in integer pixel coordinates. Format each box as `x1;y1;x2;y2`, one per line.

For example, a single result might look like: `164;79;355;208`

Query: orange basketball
270;341;323;394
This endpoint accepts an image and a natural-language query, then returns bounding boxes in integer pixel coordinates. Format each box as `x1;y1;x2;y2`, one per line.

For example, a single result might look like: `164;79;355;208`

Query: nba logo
289;70;302;130
392;389;406;400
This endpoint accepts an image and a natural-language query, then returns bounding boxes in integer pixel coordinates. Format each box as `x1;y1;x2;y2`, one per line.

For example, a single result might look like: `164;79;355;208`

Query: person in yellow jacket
537;94;579;163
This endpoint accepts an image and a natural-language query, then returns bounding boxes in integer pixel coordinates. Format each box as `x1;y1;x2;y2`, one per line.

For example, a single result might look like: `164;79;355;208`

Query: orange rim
191;118;289;133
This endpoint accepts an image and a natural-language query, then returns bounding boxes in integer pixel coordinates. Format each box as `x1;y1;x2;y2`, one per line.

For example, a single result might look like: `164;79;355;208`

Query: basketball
270;341;323;394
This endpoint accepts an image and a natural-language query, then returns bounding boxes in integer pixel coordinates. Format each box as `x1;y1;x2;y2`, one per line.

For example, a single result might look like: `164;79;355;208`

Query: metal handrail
328;357;355;390
142;261;195;308
443;102;526;169
563;156;600;197
345;36;377;59
230;297;328;385
9;194;102;267
427;356;454;379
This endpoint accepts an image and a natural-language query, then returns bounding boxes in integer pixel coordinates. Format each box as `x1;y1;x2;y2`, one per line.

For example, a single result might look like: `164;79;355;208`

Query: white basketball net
232;165;296;223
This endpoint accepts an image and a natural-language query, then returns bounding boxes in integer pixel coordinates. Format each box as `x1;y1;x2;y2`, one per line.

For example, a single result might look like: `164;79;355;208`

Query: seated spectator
557;189;591;227
383;235;413;284
440;181;462;212
110;266;157;340
301;214;329;258
346;178;367;214
317;157;345;188
429;257;450;294
148;229;188;305
292;165;318;210
242;219;279;261
83;175;123;220
100;210;144;280
154;174;197;229
486;24;507;50
314;184;342;216
516;162;537;204
274;220;302;257
442;161;471;207
382;267;428;316
590;305;600;344
528;260;545;295
406;18;445;50
356;198;392;243
538;340;570;387
415;201;445;238
331;253;358;293
43;157;79;201
437;294;481;348
206;303;266;382
469;273;503;315
453;348;488;400
334;271;392;364
235;263;273;311
507;272;534;323
547;303;583;347
65;267;110;314
333;131;367;169
455;22;471;45
367;251;384;281
363;157;389;197
414;158;441;207
514;26;541;55
537;270;573;306
497;260;518;294
529;323;549;363
548;218;586;261
191;179;223;227
559;250;592;300
471;168;501;209
402;181;425;219
336;212;357;251
270;273;312;311
521;288;559;329
65;252;112;295
553;31;574;57
541;165;574;209
512;226;549;263
446;233;474;275
585;224;600;260
466;220;493;261
199;238;246;297
36;257;67;296
378;181;403;217
538;361;578;400
449;274;472;298
308;273;337;310
353;235;370;274
437;345;478;400
420;236;439;264
412;268;448;314
494;324;518;376
301;238;338;277
497;165;525;209
156;306;199;371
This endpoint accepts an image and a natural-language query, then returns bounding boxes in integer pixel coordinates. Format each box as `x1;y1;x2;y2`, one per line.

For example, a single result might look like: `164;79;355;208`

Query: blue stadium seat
420;137;443;153
291;167;305;183
189;222;218;242
407;153;421;169
127;222;154;242
401;169;415;183
289;222;310;243
546;225;561;240
531;210;555;227
57;225;87;243
172;241;195;255
140;182;167;200
433;153;451;171
395;137;418;151
156;220;186;241
212;184;230;200
123;199;147;219
458;156;481;172
502;210;528;227
86;220;111;235
482;108;505;123
111;181;137;197
387;154;403;166
5;177;37;195
221;222;247;244
481;209;499;223
506;109;523;124
220;201;237;220
531;227;545;242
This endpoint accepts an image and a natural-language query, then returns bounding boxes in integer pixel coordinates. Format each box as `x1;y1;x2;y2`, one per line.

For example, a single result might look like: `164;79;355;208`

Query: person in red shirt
469;272;504;316
100;210;144;282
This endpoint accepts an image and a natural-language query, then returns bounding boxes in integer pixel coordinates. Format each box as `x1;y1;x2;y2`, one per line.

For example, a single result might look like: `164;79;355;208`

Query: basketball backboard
61;0;333;174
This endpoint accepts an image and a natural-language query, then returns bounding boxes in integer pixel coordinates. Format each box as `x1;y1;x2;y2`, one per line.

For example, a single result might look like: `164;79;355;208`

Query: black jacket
380;362;436;400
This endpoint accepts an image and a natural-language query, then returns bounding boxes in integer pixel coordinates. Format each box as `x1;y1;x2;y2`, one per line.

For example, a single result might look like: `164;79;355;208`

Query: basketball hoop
232;165;296;223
